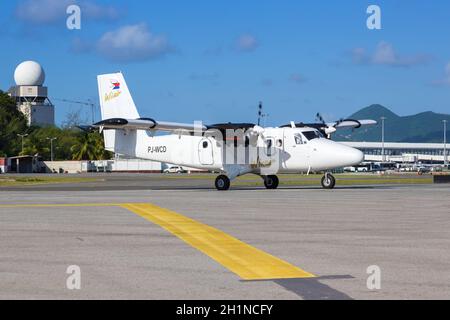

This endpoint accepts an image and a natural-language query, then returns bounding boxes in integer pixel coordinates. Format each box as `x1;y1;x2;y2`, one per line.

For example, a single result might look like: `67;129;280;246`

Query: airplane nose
309;139;365;169
345;148;364;166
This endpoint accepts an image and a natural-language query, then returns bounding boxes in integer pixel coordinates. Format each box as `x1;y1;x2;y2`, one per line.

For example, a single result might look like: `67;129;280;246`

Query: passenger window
266;139;273;156
276;139;283;148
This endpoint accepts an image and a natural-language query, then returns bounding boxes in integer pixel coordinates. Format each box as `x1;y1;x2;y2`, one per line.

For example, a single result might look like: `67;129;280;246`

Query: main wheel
263;175;279;189
215;175;231;191
321;174;336;189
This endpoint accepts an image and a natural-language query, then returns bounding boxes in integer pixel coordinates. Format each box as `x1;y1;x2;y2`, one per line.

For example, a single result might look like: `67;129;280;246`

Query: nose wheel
321;173;336;189
263;175;279;189
215;175;231;191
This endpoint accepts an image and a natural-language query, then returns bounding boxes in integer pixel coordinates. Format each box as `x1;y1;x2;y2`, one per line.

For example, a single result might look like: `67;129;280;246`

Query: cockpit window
302;130;323;141
294;134;304;145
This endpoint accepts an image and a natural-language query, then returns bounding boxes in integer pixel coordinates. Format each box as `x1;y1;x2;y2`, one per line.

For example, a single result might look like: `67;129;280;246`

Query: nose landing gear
321;172;336;189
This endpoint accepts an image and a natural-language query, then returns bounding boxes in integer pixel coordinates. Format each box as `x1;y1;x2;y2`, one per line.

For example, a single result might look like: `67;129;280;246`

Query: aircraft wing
326;119;377;129
281;119;377;137
92;118;261;134
93;118;208;132
282;119;376;130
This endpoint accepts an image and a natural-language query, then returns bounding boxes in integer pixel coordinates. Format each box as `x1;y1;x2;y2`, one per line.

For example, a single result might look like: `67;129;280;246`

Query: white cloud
352;41;430;67
432;63;450;86
96;23;173;63
16;0;72;25
351;47;368;64
372;42;398;65
81;1;121;21
236;34;259;52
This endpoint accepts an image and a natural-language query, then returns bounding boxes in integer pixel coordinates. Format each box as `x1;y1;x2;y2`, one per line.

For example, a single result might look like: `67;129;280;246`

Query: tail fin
97;72;140;154
97;72;140;120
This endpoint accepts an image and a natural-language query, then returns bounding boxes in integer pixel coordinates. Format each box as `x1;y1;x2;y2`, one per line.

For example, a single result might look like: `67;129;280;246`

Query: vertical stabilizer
97;72;140;154
97;72;140;120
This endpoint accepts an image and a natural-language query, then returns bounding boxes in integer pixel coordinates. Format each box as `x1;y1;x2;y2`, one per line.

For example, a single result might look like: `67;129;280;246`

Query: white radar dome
14;61;46;86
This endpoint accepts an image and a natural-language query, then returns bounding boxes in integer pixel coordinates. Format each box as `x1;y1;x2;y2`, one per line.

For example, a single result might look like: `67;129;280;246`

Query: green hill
335;104;450;143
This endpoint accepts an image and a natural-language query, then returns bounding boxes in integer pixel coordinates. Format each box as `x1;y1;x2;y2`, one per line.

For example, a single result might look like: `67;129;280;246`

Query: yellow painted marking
122;203;315;280
1;202;315;280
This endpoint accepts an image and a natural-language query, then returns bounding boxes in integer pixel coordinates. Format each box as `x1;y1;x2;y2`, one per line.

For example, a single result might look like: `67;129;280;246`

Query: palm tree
71;132;110;160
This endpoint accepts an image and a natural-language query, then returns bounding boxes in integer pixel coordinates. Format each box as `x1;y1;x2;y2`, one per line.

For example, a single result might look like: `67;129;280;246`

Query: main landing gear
263;175;279;190
321;172;336;189
215;175;231;191
214;174;280;191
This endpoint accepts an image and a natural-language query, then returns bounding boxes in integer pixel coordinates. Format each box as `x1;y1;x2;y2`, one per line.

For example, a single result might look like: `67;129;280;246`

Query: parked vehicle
163;166;186;174
418;166;431;174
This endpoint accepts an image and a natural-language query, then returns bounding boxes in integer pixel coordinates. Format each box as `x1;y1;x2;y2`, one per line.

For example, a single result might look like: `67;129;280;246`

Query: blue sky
1;0;450;126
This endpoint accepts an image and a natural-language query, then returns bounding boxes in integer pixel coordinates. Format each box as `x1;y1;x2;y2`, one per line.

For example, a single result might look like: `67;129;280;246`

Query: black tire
321;174;336;189
215;175;231;191
263;175;279;189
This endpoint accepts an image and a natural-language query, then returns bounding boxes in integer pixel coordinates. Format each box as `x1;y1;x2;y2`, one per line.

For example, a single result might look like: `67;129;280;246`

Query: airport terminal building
340;141;448;164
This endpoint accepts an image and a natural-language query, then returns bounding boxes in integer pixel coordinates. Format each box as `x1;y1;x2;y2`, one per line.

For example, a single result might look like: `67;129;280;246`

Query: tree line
0;91;111;161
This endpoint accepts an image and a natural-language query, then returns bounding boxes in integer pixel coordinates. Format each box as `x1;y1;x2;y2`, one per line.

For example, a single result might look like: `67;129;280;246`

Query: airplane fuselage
108;126;364;178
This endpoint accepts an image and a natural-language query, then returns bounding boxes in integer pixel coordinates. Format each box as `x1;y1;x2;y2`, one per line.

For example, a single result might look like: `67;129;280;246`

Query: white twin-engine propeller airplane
91;72;376;191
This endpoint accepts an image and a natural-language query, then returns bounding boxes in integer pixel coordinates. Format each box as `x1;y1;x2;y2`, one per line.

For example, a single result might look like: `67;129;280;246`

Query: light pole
444;120;448;166
17;133;28;155
46;137;57;162
380;117;386;162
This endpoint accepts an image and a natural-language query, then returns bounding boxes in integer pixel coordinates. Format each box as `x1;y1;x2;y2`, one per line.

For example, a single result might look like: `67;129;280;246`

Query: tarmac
0;174;449;300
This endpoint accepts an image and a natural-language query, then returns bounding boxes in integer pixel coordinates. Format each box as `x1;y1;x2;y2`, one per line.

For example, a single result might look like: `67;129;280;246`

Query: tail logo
104;79;122;102
111;81;121;90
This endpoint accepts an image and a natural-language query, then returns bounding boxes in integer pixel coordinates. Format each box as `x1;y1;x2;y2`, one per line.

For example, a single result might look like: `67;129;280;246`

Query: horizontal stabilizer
77;125;97;133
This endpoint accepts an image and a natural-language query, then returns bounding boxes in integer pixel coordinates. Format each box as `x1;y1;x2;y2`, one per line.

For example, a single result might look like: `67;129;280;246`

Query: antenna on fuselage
257;102;263;126
257;102;269;127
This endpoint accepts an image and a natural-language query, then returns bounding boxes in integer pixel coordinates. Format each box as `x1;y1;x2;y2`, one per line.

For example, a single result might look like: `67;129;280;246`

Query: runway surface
0;174;449;300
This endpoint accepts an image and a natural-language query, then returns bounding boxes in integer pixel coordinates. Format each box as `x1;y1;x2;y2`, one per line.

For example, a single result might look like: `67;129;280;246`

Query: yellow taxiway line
0;202;315;281
123;203;315;280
